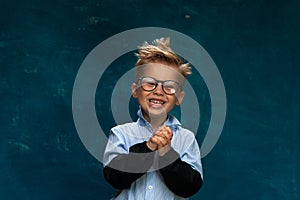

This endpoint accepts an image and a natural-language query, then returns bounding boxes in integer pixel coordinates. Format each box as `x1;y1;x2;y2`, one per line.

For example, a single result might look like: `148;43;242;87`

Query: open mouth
149;99;165;105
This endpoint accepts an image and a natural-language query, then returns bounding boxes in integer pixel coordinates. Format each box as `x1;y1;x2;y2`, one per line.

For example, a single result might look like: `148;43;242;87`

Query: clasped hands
146;126;173;156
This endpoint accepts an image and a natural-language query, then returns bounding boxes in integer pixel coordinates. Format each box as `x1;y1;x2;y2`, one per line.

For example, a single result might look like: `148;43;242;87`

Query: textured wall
0;0;299;199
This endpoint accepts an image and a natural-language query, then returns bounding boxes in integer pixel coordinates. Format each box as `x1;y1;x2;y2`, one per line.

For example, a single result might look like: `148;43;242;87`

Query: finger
155;131;170;142
154;129;164;137
153;135;169;147
150;136;160;144
157;143;171;151
151;135;164;147
158;135;171;146
165;126;172;134
159;130;172;141
154;129;167;138
159;126;172;136
164;126;173;136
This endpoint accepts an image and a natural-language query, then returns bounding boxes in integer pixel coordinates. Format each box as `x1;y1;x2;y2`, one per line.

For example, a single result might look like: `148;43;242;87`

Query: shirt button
148;185;153;190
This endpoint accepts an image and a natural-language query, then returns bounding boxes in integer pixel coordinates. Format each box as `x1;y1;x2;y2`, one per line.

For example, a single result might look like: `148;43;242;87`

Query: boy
103;37;203;199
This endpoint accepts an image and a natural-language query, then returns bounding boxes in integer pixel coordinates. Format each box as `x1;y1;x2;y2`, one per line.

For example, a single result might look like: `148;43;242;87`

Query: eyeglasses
137;76;181;95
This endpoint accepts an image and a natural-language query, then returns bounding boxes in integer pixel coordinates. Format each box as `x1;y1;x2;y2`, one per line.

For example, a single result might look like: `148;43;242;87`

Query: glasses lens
140;77;157;91
139;77;180;94
163;81;179;94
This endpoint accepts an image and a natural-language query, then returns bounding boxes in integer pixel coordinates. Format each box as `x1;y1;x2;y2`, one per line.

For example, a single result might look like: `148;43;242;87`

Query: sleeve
103;130;154;190
158;135;203;198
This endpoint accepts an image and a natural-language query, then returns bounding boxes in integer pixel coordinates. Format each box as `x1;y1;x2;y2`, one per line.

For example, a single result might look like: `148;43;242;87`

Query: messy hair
135;37;192;77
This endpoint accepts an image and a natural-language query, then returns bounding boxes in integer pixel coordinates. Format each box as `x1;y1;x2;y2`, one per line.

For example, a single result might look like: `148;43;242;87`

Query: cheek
137;89;150;100
166;96;178;105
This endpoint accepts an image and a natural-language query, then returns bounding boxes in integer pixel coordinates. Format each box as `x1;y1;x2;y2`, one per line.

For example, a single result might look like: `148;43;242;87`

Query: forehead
136;63;183;81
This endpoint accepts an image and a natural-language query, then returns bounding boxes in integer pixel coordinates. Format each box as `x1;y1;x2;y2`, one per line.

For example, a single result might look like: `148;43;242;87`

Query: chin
148;108;168;118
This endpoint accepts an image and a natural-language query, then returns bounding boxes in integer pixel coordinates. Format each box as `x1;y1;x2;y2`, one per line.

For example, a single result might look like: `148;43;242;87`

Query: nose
153;83;164;95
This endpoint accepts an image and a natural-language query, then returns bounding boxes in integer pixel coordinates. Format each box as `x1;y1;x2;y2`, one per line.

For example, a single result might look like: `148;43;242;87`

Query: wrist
146;141;157;151
158;145;171;156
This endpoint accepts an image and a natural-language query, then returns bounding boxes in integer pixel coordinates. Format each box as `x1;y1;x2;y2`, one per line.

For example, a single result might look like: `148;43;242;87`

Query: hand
146;126;173;156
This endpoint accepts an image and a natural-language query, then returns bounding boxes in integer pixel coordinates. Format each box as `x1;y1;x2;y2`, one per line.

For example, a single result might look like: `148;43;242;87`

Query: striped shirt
103;108;203;200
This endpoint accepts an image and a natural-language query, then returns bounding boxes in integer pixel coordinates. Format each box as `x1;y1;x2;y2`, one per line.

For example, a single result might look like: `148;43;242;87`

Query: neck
142;110;167;131
150;117;166;131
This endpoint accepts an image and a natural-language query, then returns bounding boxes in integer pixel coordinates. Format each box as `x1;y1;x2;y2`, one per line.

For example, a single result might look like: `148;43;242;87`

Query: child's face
131;62;185;122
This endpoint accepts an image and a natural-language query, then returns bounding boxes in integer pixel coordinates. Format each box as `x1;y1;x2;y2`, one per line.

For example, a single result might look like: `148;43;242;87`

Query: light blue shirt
103;108;203;200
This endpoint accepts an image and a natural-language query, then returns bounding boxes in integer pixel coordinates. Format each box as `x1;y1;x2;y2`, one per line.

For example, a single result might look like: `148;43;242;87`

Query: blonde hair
135;37;192;77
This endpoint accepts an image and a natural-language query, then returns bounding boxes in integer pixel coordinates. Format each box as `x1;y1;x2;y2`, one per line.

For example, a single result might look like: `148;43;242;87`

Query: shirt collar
136;106;181;130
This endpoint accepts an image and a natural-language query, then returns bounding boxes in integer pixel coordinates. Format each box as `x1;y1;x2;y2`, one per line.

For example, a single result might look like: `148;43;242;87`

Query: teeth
150;99;164;104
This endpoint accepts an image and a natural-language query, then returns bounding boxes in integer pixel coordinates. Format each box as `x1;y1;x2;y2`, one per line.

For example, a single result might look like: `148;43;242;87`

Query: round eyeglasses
137;76;181;95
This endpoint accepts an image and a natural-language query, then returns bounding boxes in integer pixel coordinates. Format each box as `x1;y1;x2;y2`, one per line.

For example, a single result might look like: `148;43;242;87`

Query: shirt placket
144;172;156;199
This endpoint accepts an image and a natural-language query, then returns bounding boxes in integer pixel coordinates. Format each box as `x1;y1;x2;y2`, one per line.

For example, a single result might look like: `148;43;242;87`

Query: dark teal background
0;0;299;199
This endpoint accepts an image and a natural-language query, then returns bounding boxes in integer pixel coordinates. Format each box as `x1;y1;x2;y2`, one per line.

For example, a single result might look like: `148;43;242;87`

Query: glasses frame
137;76;182;95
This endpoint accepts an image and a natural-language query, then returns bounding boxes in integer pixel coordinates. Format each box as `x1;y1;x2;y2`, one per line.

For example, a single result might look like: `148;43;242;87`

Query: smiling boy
103;37;203;199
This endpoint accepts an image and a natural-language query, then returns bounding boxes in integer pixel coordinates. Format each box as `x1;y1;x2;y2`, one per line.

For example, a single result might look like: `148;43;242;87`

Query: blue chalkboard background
0;0;299;199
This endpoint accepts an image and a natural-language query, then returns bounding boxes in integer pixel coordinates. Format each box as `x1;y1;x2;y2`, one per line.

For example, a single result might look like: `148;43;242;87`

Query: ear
175;91;185;106
131;83;138;98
